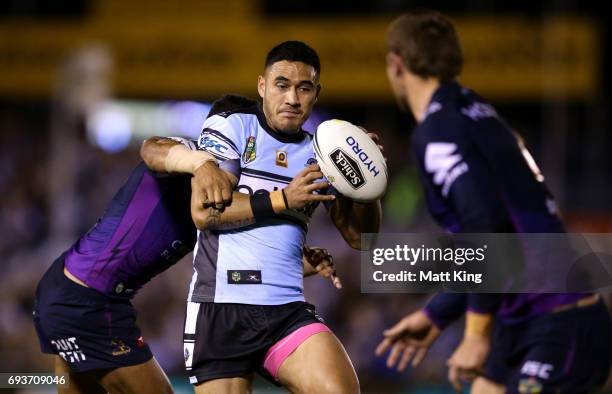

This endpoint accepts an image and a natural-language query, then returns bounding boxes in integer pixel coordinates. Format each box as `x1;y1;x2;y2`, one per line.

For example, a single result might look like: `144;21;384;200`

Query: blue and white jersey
188;104;320;305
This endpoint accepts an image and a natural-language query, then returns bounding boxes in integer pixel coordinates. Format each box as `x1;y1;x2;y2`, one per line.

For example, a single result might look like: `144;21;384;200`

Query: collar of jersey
255;103;307;143
430;81;461;104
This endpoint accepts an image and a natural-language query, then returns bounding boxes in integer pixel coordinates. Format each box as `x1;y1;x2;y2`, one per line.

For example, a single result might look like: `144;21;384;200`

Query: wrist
250;191;287;220
270;190;288;213
165;144;216;174
465;311;494;338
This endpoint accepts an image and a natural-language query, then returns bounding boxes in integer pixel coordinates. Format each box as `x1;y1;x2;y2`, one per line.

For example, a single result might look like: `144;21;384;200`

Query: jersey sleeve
422;292;467;329
167;136;198;151
198;114;244;162
198;114;244;179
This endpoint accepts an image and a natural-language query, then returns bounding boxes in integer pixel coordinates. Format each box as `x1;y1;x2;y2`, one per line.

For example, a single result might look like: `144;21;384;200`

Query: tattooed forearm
205;208;255;230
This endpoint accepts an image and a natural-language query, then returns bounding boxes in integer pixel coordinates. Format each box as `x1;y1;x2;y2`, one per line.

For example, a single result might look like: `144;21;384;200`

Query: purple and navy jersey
415;82;587;326
63;142;197;298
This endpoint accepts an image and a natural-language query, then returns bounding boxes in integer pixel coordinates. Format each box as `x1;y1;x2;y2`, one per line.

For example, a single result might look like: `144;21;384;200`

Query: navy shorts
183;301;327;385
485;298;611;393
33;256;153;373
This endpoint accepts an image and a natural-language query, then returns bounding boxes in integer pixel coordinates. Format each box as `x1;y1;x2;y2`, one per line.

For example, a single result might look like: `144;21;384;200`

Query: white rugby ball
314;119;388;202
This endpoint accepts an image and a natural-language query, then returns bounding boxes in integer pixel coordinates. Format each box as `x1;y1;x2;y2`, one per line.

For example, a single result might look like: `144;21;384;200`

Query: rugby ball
314;119;388;202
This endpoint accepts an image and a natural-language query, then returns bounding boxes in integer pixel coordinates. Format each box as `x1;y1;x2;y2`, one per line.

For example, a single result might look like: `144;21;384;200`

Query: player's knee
315;373;359;394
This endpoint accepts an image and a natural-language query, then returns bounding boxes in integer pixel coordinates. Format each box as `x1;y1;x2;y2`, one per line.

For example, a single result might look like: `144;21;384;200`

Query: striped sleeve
197;114;243;161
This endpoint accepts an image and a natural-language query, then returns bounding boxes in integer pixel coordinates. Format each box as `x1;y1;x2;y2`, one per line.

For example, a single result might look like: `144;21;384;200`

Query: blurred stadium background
0;0;611;392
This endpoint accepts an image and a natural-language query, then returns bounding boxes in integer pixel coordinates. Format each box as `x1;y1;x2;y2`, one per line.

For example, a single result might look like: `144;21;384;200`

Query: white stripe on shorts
184;301;201;335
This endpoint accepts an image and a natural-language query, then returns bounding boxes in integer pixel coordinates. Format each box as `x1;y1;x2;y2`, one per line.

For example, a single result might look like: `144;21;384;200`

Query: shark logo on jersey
425;142;469;197
243;136;256;163
329;148;365;189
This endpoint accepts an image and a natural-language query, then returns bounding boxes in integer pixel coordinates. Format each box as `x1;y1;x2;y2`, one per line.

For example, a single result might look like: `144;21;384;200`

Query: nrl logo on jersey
243;136;256;163
231;272;241;282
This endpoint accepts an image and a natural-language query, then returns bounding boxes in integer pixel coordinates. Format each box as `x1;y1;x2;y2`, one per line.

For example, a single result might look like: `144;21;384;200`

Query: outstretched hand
375;310;441;371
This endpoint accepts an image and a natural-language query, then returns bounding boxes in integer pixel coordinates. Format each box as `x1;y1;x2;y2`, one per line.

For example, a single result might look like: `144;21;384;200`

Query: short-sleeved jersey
63;138;197;298
188;104;319;305
415;83;586;325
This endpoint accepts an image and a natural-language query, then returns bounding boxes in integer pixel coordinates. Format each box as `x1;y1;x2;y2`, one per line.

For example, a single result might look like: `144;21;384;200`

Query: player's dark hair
208;94;258;118
387;10;463;82
264;41;321;77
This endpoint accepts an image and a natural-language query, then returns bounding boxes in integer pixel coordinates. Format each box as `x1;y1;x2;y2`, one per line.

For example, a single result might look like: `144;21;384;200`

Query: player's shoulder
208;94;259;118
413;101;468;147
414;83;500;145
213;105;259;120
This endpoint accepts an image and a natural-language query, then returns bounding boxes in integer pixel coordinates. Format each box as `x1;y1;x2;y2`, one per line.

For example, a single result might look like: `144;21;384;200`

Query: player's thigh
96;357;173;394
471;377;505;394
194;374;254;394
277;331;359;394
55;356;106;394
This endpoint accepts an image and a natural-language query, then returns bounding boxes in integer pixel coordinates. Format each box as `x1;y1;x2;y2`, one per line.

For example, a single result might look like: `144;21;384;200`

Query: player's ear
386;52;404;77
257;75;266;99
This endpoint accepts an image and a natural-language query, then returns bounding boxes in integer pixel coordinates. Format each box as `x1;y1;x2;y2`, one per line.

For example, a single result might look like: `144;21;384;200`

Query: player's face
258;61;320;134
385;52;409;113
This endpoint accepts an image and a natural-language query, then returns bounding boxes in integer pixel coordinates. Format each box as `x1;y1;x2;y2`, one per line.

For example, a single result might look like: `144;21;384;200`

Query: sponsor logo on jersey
329;148;365;189
111;338;132;356
227;270;262;284
520;360;553;379
424;142;469;197
275;150;288;167
51;337;87;363
243;136;256;163
460;102;498;121
345;136;380;177
199;136;229;154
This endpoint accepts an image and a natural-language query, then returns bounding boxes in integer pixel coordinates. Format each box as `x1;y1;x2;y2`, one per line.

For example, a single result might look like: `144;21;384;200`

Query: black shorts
183;300;327;385
33;256;153;373
485;298;611;393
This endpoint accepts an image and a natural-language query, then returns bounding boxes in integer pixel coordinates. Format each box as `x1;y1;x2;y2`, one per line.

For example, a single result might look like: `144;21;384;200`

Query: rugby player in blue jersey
376;10;610;394
33;95;341;394
144;41;383;394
